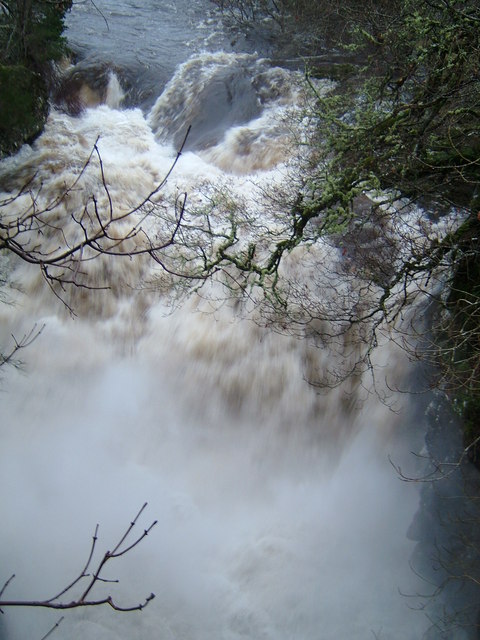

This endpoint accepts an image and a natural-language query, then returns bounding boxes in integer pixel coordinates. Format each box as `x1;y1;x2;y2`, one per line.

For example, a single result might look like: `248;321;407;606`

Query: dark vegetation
213;0;480;446
0;0;72;156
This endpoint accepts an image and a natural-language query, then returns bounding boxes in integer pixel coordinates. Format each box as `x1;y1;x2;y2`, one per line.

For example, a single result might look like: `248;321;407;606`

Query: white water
0;300;428;639
0;8;435;640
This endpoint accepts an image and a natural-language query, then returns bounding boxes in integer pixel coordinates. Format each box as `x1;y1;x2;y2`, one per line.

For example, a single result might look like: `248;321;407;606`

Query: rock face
53;62;125;115
408;390;480;639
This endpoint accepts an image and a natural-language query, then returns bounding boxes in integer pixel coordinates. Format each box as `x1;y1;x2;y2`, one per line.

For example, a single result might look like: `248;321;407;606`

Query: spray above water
0;12;435;640
0;308;428;640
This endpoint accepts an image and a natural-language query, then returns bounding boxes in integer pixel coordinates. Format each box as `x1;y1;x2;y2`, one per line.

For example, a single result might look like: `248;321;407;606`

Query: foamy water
0;298;428;640
0;21;435;640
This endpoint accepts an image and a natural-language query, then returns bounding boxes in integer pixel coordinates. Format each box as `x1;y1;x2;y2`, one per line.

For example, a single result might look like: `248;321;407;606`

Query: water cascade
0;2;468;639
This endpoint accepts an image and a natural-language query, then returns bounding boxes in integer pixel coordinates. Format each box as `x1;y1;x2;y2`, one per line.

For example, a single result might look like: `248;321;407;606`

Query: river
0;1;464;639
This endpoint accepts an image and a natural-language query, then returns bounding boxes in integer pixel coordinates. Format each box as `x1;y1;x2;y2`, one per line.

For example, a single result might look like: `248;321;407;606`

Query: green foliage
308;0;480;212
0;63;48;154
209;0;480;402
217;0;479;211
305;0;480;484
0;1;72;155
437;224;480;461
0;1;72;68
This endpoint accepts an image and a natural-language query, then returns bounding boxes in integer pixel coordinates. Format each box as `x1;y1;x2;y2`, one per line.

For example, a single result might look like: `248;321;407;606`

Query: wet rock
54;61;124;115
409;390;480;638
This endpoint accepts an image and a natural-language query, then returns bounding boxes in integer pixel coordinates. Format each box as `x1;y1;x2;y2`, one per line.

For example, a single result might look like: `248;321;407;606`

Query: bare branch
39;617;64;640
0;324;45;371
0;505;157;614
0;127;193;310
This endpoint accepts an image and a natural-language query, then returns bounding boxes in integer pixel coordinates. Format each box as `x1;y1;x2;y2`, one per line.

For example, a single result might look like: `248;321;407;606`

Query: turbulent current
0;2;454;639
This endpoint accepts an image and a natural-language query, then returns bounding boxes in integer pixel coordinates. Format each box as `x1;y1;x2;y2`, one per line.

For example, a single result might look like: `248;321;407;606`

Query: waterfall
0;2;457;639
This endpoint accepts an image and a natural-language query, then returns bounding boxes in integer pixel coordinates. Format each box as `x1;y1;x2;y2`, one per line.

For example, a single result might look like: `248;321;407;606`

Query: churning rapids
0;2;458;639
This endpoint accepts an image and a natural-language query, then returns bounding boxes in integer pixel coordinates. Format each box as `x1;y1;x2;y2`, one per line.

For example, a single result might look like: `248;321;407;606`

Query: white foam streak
105;73;125;109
